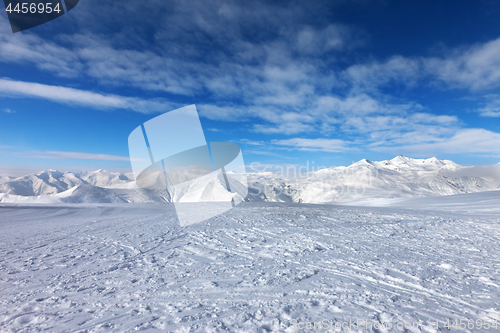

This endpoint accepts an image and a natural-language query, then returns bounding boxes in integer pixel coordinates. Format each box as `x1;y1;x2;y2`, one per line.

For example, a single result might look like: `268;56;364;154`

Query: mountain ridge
1;156;499;204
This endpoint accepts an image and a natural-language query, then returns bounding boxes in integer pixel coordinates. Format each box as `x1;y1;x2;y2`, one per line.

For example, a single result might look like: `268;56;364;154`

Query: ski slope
1;191;499;332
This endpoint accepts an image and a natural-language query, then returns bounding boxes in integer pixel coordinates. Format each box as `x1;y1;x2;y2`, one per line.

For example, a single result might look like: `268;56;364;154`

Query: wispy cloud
8;149;140;161
272;138;351;153
0;5;353;98
253;122;316;135
343;38;500;93
476;95;500;117
0;3;358;128
237;139;266;146
3;108;15;113
373;128;500;157
0;78;178;113
243;150;293;159
425;38;500;91
344;56;420;92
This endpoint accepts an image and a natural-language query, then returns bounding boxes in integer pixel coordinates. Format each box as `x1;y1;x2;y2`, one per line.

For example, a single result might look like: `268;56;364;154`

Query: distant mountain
78;170;135;188
0;156;499;204
245;156;500;203
0;168;246;204
0;170;133;196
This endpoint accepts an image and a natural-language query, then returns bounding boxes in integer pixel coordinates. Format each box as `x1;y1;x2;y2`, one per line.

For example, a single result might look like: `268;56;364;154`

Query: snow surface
1;191;499;332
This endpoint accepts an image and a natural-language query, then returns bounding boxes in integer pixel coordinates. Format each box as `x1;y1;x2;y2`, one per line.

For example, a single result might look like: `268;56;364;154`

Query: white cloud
344;56;420;91
3;108;15;113
294;24;356;55
0;4;351;101
243;150;292;159
197;104;249;121
199;93;452;139
425;38;500;90
313;94;421;117
0;15;81;77
343;38;500;93
0;144;139;161
476;96;500;117
272;138;350;153
374;128;500;157
237;139;266;146
343;113;458;137
253;123;315;135
0;3;354;129
0;78;178;113
11;149;140;161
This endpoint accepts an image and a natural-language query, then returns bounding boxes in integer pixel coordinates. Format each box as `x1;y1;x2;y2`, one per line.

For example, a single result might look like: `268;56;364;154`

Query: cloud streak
425;38;500;91
0;78;178;113
12;150;138;161
272;138;351;153
373;128;500;157
0;145;139;161
476;96;500;117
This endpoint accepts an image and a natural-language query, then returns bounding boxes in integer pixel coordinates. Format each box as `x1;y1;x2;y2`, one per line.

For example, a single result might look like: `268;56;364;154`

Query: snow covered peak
350;158;374;167
35;169;64;178
420;157;445;166
390;155;411;165
2;158;499;205
343;156;451;173
0;169;134;196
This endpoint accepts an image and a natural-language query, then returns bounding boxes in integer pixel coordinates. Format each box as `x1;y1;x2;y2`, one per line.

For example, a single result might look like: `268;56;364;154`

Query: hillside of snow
0;169;247;205
0;156;499;205
0;191;499;332
0;170;134;196
246;156;500;203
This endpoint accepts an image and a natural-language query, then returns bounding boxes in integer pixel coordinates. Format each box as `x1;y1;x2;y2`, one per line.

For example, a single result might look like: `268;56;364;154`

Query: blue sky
1;0;500;176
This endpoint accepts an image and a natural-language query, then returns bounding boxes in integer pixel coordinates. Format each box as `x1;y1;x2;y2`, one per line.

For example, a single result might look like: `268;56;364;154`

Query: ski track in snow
0;195;499;332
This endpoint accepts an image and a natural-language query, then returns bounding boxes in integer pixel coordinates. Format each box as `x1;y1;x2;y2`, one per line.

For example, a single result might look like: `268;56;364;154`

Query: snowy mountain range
1;156;499;204
248;156;500;203
0;169;134;196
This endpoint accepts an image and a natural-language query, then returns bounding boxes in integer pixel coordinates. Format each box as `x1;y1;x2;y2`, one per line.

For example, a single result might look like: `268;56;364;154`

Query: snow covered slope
0;170;133;196
1;156;499;204
0;170;247;204
246;156;500;203
0;192;498;332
